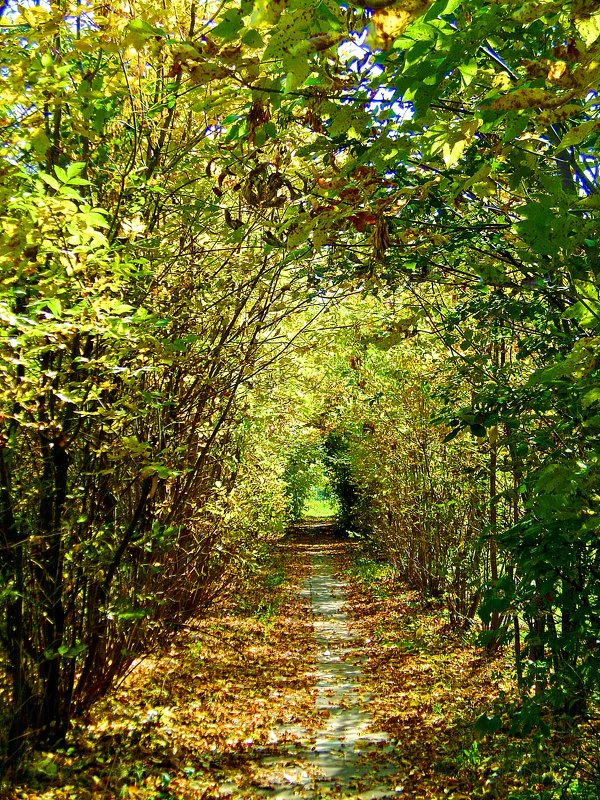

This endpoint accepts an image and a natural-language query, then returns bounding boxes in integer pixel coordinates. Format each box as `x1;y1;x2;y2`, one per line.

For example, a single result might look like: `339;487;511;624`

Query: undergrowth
343;550;600;800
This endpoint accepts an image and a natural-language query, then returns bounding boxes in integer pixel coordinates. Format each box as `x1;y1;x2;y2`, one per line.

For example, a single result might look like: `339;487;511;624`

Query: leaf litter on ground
6;528;597;800
8;536;323;800
333;543;598;800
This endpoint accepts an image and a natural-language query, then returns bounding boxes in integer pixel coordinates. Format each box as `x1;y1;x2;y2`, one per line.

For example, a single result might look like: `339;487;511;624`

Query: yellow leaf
19;5;51;26
72;39;95;53
489;87;570;110
312;228;328;249
189;63;231;84
368;0;432;49
262;11;307;61
548;60;568;82
557;119;600;149
250;0;285;27
573;0;600;45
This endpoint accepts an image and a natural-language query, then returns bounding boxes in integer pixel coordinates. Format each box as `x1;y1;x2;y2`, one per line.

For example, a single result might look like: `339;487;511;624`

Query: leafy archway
1;0;599;768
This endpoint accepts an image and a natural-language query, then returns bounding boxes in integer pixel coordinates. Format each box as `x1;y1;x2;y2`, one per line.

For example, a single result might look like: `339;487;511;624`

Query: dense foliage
1;0;598;775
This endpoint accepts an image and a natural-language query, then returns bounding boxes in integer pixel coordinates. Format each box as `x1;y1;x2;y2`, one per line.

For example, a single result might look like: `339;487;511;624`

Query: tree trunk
37;435;69;744
1;448;35;766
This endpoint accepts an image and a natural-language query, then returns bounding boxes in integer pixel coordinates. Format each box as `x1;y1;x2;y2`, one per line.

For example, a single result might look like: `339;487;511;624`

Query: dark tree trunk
1;448;35;766
37;435;69;744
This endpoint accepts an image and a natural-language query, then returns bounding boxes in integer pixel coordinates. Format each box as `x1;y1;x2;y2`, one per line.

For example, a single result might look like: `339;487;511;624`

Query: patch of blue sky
338;30;413;124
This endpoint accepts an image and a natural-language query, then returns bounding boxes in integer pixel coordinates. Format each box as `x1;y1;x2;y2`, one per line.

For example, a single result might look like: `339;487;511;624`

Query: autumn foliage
0;0;599;793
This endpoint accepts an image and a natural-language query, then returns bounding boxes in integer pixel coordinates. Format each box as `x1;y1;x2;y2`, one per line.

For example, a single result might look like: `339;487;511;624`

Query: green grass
348;556;395;598
349;556;394;584
303;496;337;518
263;565;285;590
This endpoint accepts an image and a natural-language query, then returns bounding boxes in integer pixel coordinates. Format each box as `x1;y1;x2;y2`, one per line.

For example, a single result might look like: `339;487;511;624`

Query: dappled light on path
253;529;398;799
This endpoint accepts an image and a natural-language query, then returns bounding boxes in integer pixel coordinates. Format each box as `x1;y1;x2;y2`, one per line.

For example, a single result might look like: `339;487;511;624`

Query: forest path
9;524;582;800
12;523;407;800
254;524;397;799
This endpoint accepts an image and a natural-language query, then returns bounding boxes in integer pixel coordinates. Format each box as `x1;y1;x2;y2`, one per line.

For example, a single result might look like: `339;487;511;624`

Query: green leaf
423;0;461;19
577;193;600;209
469;423;486;437
116;608;148;621
66;162;86;180
54;165;69;183
562;300;600;328
242;28;264;48
127;19;167;37
478;591;512;625
328;107;371;138
283;53;312;92
40;173;61;191
46;298;63;318
502;111;529;144
583;413;600;429
122;436;151;457
262;12;308;61
458;59;477;87
31;129;51;156
35;758;59;778
515;200;568;257
58;642;87;658
55;391;79;404
575;8;600;46
286;223;313;247
59;184;83;200
81;210;110;228
254;127;267;147
582;387;600;408
475;713;502;735
264;121;277;138
443;427;461;443
211;8;244;40
557;120;600;150
535;464;577;495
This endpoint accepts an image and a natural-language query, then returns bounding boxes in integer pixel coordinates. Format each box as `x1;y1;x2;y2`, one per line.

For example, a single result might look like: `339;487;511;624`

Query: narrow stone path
307;544;397;797
257;529;398;799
